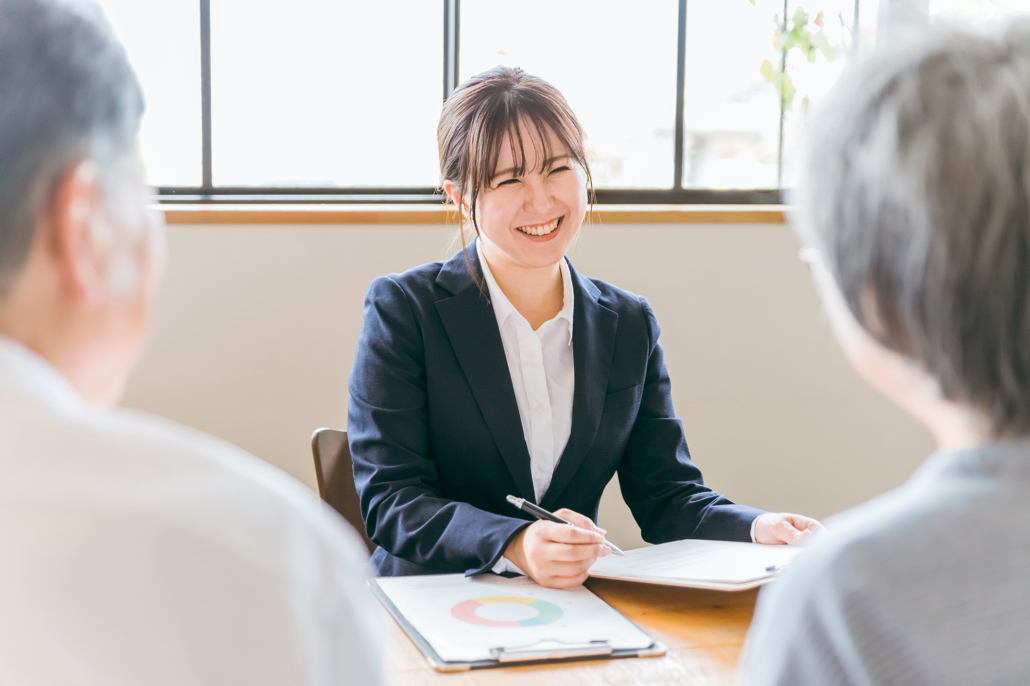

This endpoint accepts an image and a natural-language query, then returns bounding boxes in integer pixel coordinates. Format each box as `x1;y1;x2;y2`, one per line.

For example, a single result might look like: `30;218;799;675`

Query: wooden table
384;579;760;685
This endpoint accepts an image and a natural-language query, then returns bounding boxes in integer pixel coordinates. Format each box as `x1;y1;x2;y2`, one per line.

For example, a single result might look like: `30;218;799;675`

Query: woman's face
471;123;588;271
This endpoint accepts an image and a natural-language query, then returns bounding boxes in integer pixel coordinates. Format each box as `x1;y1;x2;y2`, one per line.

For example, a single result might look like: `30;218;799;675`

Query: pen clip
489;639;613;662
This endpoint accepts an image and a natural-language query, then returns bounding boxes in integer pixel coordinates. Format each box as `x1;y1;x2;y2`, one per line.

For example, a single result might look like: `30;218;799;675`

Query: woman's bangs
481;106;579;186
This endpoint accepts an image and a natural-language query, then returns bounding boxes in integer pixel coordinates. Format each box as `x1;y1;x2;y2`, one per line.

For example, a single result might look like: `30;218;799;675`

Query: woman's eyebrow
490;154;571;181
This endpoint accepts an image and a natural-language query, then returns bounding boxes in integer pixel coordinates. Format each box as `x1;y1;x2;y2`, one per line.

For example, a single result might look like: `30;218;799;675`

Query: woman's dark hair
437;66;593;279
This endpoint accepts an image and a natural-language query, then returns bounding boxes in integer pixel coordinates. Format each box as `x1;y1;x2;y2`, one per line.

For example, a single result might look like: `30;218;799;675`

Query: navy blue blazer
347;241;764;577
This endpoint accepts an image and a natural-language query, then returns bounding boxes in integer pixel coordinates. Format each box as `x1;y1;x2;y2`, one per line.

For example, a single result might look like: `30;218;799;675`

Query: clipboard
369;577;667;672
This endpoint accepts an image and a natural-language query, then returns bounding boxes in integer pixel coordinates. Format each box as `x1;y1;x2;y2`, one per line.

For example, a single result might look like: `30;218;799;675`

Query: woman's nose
523;178;553;214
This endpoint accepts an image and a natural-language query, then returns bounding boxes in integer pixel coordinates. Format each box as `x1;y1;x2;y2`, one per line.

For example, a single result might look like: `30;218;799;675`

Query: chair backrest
311;428;376;554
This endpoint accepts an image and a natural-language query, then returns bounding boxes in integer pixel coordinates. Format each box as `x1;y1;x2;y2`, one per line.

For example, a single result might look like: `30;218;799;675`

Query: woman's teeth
516;217;561;236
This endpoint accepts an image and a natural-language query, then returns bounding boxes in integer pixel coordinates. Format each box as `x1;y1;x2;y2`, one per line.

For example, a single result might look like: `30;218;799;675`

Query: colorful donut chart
450;596;564;628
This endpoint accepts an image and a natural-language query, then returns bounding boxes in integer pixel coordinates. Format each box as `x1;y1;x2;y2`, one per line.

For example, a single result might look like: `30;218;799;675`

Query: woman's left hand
753;512;825;545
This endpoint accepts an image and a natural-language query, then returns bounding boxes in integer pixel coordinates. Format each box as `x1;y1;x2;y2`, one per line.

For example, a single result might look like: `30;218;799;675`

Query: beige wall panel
122;222;934;550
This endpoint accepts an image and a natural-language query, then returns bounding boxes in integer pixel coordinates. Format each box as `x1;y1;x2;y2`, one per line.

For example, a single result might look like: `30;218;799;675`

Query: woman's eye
496;178;520;187
549;166;571;174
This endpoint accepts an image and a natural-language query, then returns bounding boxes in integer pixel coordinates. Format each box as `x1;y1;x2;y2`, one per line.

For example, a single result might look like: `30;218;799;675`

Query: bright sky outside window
96;0;202;187
683;0;782;189
460;0;679;189
210;0;443;187
929;0;1030;20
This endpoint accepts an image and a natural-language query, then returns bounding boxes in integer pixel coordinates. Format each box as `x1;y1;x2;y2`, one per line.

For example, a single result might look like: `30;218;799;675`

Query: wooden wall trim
159;204;788;225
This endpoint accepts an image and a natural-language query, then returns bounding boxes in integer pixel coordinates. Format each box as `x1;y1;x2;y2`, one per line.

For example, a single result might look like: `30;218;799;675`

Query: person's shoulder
741;472;1027;685
739;491;919;685
776;484;942;602
575;269;652;319
81;408;367;562
370;260;448;297
363;260;458;322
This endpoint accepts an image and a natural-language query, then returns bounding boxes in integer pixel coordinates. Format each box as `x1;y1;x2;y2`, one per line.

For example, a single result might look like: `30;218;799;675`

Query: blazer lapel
541;262;618;510
434;241;536;502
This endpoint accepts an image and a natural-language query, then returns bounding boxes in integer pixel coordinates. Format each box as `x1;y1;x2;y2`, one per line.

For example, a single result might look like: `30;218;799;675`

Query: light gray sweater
739;438;1030;686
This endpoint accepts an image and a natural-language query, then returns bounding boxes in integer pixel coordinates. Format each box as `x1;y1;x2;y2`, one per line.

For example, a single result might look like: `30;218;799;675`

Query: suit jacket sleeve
347;276;528;574
616;297;764;543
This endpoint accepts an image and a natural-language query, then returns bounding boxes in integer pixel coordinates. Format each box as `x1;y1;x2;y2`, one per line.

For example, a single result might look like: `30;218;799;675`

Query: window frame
157;0;822;206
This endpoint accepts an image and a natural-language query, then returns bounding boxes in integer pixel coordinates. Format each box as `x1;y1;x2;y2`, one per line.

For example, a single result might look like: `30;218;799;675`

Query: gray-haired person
0;1;382;683
739;20;1030;686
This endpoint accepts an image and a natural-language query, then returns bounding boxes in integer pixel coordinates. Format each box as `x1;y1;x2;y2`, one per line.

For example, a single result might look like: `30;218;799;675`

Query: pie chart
450;596;564;628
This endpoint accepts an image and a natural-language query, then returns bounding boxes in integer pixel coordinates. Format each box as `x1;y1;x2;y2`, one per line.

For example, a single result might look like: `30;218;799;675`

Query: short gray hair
0;0;143;297
796;20;1030;438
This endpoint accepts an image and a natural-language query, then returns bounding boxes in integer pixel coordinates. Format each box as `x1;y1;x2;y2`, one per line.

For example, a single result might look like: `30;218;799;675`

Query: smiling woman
440;68;589;330
346;67;823;590
438;67;591;288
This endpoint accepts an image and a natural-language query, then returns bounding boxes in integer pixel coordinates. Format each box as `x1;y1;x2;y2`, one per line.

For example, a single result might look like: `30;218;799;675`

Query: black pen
506;495;626;556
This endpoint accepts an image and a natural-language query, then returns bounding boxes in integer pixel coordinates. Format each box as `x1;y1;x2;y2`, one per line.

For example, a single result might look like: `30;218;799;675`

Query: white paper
375;573;654;663
590;539;801;587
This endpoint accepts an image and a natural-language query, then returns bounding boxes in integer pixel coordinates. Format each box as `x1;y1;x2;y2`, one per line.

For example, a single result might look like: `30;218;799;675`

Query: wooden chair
311;428;376;554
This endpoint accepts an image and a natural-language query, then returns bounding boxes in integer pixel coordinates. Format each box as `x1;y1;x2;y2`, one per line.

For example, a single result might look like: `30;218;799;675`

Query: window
461;1;679;189
929;0;1030;21
97;0;885;204
96;0;201;187
210;0;443;187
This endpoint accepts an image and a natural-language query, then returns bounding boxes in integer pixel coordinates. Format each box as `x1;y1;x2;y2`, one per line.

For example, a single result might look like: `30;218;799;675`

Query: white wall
122;221;934;550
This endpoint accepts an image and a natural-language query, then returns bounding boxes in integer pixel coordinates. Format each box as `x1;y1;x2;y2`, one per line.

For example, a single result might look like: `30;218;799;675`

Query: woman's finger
544;541;608;563
539;557;596;576
544;522;604;546
540;557;597;577
773;517;803;543
538;571;590;589
788;514;825;533
554;508;606;534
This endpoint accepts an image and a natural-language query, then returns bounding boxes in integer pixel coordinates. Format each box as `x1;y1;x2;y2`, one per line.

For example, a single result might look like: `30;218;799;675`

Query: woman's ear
442;180;471;220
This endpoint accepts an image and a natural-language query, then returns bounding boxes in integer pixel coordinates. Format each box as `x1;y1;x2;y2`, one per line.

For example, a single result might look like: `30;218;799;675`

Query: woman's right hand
503;508;611;589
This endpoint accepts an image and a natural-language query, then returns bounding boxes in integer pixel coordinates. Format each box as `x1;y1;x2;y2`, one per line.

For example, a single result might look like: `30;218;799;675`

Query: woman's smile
515;215;564;240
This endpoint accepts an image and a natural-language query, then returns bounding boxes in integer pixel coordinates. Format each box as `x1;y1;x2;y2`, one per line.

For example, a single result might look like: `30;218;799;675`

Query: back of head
0;0;143;298
797;21;1030;438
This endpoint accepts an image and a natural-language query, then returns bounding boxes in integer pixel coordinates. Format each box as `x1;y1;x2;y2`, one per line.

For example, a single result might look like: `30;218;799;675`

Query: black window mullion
443;0;459;101
673;0;687;190
200;0;212;190
776;0;788;190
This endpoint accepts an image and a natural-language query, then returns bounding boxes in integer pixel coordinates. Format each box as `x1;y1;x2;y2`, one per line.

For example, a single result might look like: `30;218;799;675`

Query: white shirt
477;239;575;503
477;242;575;576
0;337;382;686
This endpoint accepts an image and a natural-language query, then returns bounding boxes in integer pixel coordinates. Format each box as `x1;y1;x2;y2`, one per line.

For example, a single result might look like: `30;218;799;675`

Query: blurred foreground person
0;1;381;684
739;20;1030;686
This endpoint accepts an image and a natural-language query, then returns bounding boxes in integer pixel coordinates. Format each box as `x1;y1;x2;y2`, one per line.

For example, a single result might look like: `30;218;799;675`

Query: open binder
370;574;666;672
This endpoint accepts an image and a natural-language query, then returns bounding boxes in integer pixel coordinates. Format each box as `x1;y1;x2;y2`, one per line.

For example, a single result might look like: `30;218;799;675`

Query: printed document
590;539;802;590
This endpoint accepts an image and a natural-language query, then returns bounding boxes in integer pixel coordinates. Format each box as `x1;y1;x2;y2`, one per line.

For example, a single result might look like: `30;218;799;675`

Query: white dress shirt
477;241;575;574
478;239;575;503
0;336;382;686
